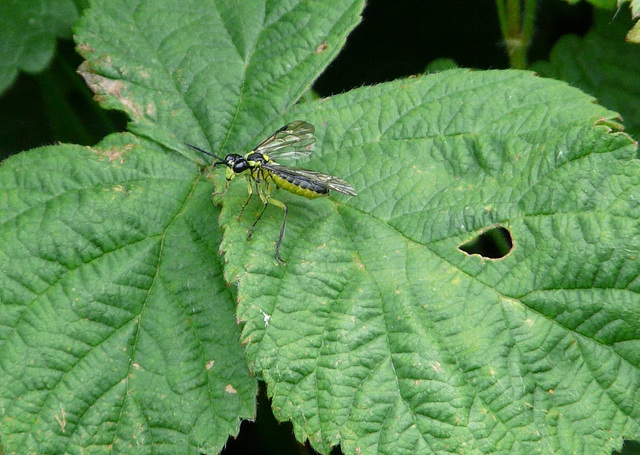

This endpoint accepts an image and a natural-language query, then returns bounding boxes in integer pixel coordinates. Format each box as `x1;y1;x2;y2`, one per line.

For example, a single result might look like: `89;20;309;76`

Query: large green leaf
0;0;80;94
227;70;640;455
0;134;255;453
75;0;362;159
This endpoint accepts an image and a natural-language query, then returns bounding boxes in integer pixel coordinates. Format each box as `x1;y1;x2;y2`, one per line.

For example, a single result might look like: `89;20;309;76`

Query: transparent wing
262;162;358;196
253;121;316;160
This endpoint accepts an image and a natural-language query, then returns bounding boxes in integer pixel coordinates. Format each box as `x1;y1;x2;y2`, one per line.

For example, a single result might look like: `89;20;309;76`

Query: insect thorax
246;151;268;165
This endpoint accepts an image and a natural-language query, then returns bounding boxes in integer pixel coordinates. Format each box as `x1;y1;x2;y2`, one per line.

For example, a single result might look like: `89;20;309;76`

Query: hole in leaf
459;226;513;259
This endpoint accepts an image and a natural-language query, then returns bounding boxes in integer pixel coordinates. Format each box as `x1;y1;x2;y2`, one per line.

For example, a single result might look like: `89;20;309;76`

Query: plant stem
495;0;537;69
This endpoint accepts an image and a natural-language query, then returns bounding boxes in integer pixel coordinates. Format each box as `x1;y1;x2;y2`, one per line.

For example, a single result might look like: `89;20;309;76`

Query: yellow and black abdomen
267;167;329;199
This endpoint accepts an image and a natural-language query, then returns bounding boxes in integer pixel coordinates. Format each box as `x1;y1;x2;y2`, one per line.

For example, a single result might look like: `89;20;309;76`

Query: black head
221;154;250;174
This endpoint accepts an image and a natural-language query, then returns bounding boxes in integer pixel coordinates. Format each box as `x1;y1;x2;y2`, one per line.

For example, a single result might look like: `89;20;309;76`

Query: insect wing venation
253;121;316;160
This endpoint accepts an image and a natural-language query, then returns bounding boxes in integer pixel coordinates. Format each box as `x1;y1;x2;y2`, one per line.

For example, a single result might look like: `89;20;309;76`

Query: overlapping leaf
76;0;364;159
225;71;640;455
0;134;256;453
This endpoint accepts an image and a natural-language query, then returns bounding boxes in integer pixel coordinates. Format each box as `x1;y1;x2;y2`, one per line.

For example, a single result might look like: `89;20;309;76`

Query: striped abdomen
267;168;329;199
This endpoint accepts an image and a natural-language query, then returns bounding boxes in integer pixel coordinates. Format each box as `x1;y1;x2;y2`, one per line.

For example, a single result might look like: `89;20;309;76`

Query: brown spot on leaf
314;41;329;53
76;42;94;54
78;62;144;119
91;143;134;164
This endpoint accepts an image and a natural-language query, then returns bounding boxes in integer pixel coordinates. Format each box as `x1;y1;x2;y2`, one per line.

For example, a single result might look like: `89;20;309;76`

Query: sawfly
188;121;357;263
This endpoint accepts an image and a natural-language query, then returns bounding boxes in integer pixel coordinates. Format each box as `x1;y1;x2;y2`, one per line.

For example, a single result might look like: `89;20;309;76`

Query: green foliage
564;0;617;7
1;1;640;455
532;10;640;140
229;70;640;455
0;0;79;93
0;134;256;453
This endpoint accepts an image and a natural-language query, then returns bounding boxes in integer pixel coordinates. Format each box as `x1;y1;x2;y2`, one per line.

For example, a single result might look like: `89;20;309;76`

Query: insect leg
248;182;270;240
238;177;254;219
246;178;287;263
248;202;269;239
267;198;288;264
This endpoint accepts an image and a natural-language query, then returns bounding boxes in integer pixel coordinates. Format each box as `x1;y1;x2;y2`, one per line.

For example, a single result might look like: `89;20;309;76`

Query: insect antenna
186;143;226;166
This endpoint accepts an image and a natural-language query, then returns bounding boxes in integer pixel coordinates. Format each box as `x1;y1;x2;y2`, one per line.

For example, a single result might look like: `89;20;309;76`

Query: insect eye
233;160;249;173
